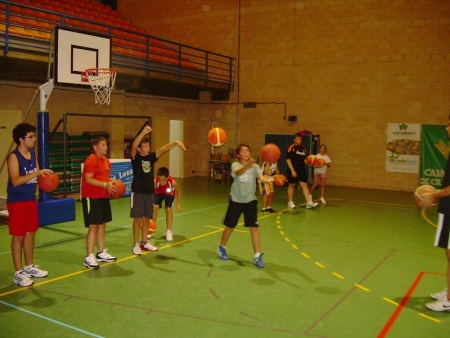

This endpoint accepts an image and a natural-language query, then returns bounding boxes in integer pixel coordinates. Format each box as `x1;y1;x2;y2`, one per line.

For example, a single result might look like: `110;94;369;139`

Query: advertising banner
81;159;133;198
386;123;421;173
420;125;447;189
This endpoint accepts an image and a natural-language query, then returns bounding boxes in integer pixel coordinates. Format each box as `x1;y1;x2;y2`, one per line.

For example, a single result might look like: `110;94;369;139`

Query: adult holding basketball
286;133;318;209
81;136;117;269
217;143;274;268
130;125;186;255
423;115;450;312
7;123;53;286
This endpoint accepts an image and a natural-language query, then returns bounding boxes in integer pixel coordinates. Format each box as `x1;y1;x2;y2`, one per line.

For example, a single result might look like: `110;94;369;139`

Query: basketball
273;174;287;187
208;127;227;147
110;180;126;198
414;184;438;207
313;158;324;167
306;155;315;166
38;173;60;192
148;219;157;235
261;143;281;163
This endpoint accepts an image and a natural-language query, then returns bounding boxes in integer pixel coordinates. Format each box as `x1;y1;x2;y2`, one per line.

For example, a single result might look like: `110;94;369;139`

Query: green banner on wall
420;125;448;189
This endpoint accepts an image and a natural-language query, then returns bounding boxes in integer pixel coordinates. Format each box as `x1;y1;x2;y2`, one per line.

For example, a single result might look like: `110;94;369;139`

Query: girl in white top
309;144;331;204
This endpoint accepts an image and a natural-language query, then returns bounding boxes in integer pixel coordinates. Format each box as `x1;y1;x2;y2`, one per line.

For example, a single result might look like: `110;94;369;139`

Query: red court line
377;271;445;337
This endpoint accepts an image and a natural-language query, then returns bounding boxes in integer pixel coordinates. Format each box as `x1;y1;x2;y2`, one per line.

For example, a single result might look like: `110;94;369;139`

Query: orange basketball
148;219;157;235
414;185;438;208
313;158;324;167
208;128;227;147
38;173;60;192
261;143;281;163
110;180;126;198
273;174;287;187
306;155;315;166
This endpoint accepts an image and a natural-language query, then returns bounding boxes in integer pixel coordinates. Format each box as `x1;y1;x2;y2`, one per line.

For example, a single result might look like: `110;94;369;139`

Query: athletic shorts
154;194;175;209
314;172;326;178
130;192;154;219
82;198;112;228
287;167;308;184
222;198;259;228
7;201;38;236
435;213;450;249
258;181;274;195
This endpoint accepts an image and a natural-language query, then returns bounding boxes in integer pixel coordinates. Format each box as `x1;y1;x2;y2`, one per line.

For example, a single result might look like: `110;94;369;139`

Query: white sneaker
133;243;142;255
96;249;117;262
14;270;33;287
431;288;448;300
23;264;48;278
306;202;318;209
287;201;296;209
140;241;158;252
84;253;99;270
166;230;173;242
147;233;153;239
320;197;326;204
426;297;450;312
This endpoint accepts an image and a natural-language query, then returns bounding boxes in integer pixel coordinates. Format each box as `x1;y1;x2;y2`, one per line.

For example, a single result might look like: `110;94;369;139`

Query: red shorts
7;201;39;236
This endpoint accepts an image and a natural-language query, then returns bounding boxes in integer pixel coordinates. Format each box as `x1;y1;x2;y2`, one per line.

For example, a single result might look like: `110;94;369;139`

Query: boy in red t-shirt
81;137;117;269
153;167;181;242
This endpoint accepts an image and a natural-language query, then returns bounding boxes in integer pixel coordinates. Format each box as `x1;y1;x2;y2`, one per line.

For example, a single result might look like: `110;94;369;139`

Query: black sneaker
261;208;268;213
266;208;276;213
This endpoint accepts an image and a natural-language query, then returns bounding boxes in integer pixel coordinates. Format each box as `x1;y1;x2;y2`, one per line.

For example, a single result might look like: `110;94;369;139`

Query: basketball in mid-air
306;155;315;166
110;180;126;198
414;184;438;207
273;174;287;187
38;173;60;192
261;143;281;163
208;128;227;147
148;219;157;235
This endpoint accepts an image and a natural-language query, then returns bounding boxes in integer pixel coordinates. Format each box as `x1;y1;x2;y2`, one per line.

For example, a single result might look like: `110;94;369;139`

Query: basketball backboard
54;27;111;86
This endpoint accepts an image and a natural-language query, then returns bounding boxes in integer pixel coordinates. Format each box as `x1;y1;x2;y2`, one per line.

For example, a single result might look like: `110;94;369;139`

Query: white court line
0;300;104;337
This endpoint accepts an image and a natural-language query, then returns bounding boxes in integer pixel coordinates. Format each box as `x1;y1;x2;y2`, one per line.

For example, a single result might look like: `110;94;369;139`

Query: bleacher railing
0;0;234;88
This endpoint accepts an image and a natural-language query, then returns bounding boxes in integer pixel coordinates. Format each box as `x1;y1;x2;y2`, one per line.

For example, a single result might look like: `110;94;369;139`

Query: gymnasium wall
0;82;231;181
118;0;450;191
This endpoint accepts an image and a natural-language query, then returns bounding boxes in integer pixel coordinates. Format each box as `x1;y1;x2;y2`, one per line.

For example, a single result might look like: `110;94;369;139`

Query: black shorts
222;198;259;228
435;213;450;249
287;166;308;184
154;193;175;209
82;198;112;227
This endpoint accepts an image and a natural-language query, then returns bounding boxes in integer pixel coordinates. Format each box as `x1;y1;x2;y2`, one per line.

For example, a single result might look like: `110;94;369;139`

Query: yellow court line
332;272;345;279
314;262;325;268
383;297;399;306
421;208;437;228
0;228;224;298
418;313;441;323
354;283;371;292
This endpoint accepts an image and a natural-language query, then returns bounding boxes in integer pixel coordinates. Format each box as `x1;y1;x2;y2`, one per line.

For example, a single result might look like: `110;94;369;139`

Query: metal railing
0;0;234;87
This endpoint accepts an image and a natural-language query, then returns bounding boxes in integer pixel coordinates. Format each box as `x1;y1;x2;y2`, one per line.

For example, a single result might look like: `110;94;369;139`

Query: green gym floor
0;177;449;337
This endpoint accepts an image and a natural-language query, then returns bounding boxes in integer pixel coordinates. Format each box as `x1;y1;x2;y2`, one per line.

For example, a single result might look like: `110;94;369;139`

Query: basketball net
82;68;116;105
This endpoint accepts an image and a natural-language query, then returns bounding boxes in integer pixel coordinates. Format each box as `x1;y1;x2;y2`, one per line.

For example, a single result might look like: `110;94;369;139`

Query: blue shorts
222;198;258;228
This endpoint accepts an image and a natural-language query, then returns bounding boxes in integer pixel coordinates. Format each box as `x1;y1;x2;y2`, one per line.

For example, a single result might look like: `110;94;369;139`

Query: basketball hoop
82;68;117;105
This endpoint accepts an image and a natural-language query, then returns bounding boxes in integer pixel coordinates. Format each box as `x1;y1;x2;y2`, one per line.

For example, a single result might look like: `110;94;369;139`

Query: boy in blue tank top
7;123;53;287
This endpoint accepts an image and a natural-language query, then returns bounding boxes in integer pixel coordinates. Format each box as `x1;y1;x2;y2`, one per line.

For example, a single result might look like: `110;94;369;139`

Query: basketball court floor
0;178;449;337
